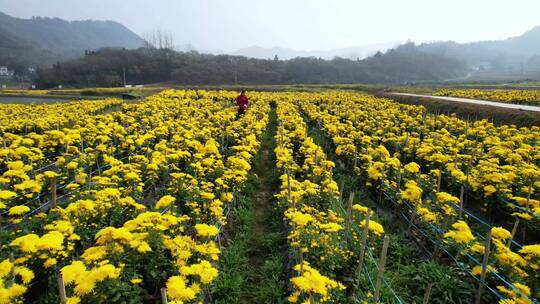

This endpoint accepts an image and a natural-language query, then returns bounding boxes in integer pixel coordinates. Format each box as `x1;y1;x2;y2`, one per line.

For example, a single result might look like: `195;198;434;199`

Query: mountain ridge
0;11;145;65
230;42;399;60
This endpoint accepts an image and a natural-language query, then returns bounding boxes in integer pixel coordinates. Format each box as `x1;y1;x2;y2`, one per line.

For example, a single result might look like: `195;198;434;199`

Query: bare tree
143;29;175;50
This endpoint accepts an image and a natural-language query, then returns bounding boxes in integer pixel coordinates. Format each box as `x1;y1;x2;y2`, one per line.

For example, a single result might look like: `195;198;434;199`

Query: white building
0;66;9;76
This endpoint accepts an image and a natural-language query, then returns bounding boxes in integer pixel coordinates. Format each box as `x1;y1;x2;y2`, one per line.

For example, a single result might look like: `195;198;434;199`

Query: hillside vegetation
0;11;145;67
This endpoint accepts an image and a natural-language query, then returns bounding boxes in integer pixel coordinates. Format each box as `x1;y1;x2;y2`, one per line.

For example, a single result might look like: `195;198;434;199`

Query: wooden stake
57;274;67;304
378;181;383;204
299;249;305;273
373;235;390;303
506;218;520;248
358;209;371;271
51;177;57;209
407;210;417;234
459;185;465;218
161;287;168;304
436;171;442;192
87;171;92;190
9;252;15;281
433;216;450;260
422;283;434;304
475;230;492;304
2;139;8;162
347;192;354;223
396;166;402;190
279;125;284;148
287;171;292;204
339;180;345;201
525;179;532;211
346;192;354;242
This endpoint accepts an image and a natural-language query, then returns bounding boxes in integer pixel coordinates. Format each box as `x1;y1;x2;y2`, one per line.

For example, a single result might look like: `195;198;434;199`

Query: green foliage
249;255;288;304
211;237;249;304
88;279;145;304
392;262;475;304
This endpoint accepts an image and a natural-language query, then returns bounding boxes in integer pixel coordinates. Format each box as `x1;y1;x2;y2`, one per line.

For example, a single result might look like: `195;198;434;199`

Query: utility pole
122;48;127;87
123;66;127;87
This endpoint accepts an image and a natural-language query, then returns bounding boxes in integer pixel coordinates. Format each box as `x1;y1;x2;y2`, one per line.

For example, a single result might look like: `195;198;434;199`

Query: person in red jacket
236;90;249;117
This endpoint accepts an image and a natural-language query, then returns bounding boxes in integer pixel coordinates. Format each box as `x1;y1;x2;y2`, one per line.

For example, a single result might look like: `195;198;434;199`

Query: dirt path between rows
248;147;274;268
238;106;287;304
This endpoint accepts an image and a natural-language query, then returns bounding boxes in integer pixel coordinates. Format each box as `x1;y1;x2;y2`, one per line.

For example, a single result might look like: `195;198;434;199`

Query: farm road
390;92;540;112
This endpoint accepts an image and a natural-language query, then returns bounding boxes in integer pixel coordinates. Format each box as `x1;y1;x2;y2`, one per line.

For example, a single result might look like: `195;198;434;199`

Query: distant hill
416;26;540;78
231;42;398;60
218;26;540;80
0;11;145;67
475;26;540;57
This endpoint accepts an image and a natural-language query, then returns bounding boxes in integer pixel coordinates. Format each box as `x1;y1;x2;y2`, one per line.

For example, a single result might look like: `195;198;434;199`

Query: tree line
33;43;467;88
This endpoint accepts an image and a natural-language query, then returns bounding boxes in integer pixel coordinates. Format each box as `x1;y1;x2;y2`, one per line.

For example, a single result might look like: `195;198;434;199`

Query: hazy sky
1;0;539;51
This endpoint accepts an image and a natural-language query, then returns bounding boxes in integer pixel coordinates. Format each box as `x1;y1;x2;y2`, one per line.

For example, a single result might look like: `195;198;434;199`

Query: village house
0;66;14;77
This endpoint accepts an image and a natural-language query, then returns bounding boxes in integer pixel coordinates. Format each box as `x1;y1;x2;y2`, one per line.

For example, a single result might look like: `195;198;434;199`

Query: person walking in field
236;90;249;118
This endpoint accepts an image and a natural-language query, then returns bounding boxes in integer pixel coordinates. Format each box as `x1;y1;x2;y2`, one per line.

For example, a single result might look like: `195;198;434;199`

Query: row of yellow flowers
301;91;539;222
274;98;389;303
0;90;50;96
297;91;540;303
1;90;232;303
0;99;123;135
0;92;226;212
0;87;157;96
434;89;540;105
0;90;270;303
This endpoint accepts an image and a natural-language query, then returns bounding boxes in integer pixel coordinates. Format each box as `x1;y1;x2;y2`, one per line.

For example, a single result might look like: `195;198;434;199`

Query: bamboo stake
57;274;67;304
161;287;168;304
373;235;390;303
475;230;492;304
506;218;520;248
358;209;371;271
422;283;434;304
